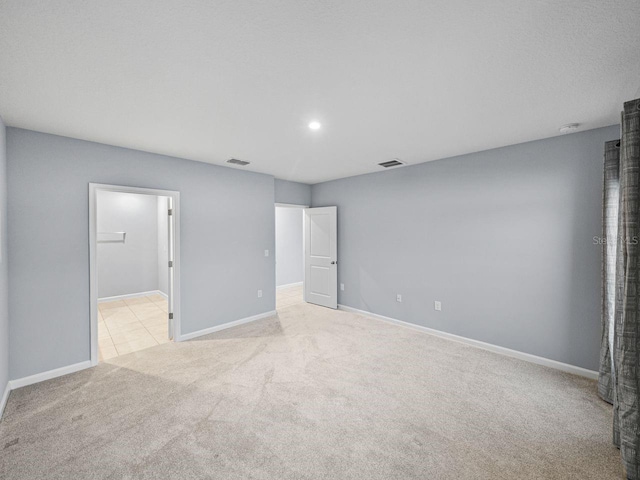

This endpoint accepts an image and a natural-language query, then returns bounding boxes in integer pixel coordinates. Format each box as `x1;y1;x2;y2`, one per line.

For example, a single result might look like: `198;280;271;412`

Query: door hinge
168;208;173;216
169;313;174;320
168;260;173;268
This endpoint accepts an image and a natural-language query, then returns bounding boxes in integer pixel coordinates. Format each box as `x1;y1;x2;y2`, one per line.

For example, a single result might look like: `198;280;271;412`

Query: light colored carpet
0;302;622;479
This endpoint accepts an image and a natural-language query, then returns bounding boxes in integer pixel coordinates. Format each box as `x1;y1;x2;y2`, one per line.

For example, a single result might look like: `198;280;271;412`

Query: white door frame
88;183;181;366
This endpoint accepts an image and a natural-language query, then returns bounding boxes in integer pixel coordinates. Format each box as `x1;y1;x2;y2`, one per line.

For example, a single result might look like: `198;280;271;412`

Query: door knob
331;261;337;265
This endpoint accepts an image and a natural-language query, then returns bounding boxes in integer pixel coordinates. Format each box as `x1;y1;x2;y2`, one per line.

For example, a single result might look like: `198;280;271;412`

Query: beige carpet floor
0;302;622;479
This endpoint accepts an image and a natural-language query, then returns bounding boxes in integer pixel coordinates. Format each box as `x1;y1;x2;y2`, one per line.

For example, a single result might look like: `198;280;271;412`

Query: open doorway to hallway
275;204;306;310
89;184;181;365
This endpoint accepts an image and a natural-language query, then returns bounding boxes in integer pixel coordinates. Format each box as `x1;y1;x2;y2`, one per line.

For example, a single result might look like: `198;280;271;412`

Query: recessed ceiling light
559;123;580;134
308;121;321;131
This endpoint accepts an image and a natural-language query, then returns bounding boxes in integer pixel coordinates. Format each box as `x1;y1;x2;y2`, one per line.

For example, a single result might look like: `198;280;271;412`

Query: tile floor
98;294;169;361
276;284;304;310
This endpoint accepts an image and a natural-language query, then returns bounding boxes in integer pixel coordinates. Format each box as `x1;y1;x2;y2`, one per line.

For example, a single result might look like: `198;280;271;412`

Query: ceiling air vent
227;158;250;166
378;159;405;168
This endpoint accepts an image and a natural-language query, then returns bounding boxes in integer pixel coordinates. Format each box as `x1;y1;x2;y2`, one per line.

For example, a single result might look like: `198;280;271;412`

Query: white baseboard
2;309;275;418
277;282;303;290
98;290;165;302
9;360;93;390
338;304;598;380
178;310;277;342
0;381;10;419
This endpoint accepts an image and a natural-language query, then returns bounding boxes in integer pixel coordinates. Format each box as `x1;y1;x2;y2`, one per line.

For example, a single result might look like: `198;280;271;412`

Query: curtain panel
599;139;620;404
605;97;640;480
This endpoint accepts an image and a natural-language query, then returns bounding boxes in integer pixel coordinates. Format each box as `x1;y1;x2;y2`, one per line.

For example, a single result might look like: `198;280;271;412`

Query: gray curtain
599;139;620;404
606;97;640;479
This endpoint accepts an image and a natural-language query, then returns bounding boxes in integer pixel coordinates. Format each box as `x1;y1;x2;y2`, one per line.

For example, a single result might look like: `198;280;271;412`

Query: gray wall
275;206;304;287
7;128;275;379
311;125;619;371
97;191;159;298
157;196;169;296
274;179;311;206
0;117;8;399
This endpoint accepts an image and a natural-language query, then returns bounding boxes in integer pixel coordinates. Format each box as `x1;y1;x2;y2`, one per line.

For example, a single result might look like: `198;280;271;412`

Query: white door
304;206;337;309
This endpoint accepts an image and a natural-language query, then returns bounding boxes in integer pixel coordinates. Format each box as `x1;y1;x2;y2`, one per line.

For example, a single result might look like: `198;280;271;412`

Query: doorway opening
89;184;180;365
275;203;306;310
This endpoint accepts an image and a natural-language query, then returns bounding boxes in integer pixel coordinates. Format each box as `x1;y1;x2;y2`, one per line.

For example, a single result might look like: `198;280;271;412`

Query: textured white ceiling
1;1;639;184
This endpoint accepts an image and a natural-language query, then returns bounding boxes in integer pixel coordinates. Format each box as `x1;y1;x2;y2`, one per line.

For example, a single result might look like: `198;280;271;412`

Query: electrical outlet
264;250;269;257
340;283;345;291
396;294;402;303
258;290;263;298
434;301;441;311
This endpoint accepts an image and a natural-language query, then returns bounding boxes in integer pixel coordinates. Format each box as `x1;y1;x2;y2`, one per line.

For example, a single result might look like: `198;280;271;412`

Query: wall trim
3;309;275;416
0;381;10;419
178;310;277;342
9;360;93;390
337;304;598;380
275;203;309;208
98;289;166;302
277;282;303;290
